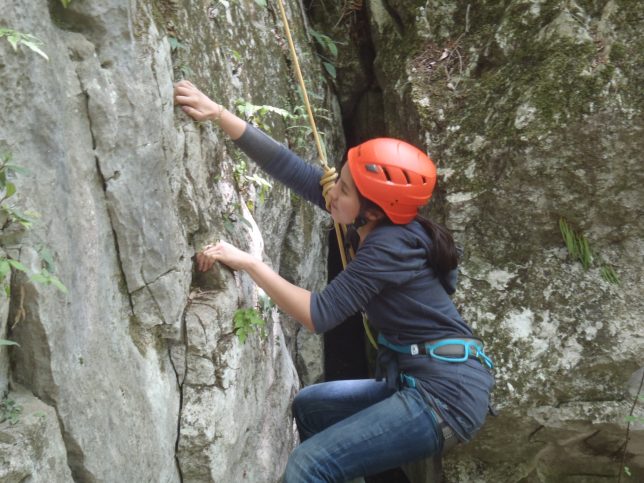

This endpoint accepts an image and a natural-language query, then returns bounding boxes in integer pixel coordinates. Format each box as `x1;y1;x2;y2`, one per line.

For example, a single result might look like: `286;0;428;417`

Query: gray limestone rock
0;387;73;483
360;0;644;481
0;0;338;481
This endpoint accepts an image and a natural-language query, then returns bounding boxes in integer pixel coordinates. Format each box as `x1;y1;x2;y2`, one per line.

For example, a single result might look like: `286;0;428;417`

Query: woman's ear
364;208;385;222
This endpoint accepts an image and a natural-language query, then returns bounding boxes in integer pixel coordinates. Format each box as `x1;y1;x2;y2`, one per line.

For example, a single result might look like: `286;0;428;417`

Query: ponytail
416;215;458;279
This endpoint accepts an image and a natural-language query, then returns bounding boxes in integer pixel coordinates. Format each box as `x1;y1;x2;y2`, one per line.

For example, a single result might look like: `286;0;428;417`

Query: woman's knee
292;384;326;439
283;442;326;483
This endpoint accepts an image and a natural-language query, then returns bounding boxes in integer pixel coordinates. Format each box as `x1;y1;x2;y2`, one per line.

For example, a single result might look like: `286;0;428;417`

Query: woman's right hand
196;241;254;272
174;80;222;122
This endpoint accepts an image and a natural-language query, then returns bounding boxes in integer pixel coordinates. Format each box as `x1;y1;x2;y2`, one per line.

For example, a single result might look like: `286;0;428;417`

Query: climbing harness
275;0;377;348
376;332;496;449
377;333;494;369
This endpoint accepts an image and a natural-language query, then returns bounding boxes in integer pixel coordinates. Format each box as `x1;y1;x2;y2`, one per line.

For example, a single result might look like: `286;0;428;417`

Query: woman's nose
329;182;339;200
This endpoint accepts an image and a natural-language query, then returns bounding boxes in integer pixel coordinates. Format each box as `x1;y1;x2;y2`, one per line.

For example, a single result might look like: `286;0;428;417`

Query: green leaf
29;273;48;284
4;182;16;199
49;276;68;294
20;40;49;61
323;62;337;79
6;34;19;51
254;0;267;7
233;308;265;344
4;164;28;175
624;415;644;423
0;30;48;60
310;29;338;59
327;40;338;58
0;339;19;347
61;0;73;7
265;105;291;118
168;36;185;52
6;207;37;225
0;260;10;279
38;247;56;271
229;49;242;62
7;259;28;273
600;265;620;285
223;218;234;236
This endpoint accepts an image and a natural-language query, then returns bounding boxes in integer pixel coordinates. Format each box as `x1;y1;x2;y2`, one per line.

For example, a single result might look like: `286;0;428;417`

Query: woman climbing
174;79;495;482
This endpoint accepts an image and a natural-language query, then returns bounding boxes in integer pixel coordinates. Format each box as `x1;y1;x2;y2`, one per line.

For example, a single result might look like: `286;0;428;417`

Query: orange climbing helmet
347;138;437;224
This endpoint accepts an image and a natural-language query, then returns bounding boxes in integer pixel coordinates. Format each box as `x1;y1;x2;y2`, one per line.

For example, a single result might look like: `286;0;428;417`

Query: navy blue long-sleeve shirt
234;124;494;441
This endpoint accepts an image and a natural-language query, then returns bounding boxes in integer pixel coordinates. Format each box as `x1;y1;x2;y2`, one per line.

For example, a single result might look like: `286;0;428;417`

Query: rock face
308;0;643;481
0;0;335;481
0;387;73;482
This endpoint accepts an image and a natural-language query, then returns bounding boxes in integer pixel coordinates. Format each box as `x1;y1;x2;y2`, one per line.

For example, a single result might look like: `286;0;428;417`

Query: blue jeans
283;379;443;482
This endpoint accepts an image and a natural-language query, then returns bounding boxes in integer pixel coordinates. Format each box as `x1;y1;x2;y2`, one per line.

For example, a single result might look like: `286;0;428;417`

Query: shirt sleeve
233;123;328;210
310;226;425;333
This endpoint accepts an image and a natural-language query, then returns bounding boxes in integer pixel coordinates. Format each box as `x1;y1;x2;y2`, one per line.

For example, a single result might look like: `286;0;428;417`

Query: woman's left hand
196;241;253;272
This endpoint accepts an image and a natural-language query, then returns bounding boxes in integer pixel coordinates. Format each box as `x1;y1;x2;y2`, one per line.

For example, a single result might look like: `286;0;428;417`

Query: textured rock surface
0;0;335;481
0;387;73;482
352;0;644;481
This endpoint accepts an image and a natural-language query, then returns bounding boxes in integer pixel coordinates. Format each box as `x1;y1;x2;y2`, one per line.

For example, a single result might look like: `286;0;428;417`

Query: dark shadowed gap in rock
338;13;387;147
324;227;369;381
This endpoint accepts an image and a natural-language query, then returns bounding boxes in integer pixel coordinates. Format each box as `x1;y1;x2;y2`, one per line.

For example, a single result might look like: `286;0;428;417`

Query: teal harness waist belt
377;333;494;369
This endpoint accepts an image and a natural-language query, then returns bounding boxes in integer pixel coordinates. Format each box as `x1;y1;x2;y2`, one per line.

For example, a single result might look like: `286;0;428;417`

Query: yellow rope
275;0;376;349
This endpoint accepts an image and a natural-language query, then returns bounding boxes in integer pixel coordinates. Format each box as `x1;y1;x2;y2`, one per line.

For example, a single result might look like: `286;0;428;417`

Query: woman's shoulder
352;221;430;278
364;220;429;248
357;221;430;266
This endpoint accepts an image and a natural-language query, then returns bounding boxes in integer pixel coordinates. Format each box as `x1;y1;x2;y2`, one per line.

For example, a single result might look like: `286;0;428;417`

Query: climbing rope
274;0;377;349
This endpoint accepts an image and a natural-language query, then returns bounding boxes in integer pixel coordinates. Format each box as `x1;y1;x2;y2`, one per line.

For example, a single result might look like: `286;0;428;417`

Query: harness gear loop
377;333;494;369
276;0;377;347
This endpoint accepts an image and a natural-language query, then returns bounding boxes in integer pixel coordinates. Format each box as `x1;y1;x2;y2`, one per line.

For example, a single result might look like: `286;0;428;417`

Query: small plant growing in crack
0;28;48;60
233;308;266;344
233;292;273;344
0;151;67;347
558;217;620;285
309;28;341;80
0;396;22;425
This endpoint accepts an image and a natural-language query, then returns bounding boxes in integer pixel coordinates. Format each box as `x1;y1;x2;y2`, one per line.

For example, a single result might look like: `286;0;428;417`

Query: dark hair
358;196;458;279
416;215;459;277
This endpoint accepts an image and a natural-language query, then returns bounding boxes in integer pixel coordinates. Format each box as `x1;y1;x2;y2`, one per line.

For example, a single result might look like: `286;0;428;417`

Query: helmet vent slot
381;166;392;181
402;170;411;184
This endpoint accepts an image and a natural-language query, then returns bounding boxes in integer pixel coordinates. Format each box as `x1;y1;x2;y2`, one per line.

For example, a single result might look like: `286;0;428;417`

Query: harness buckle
410;344;419;356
